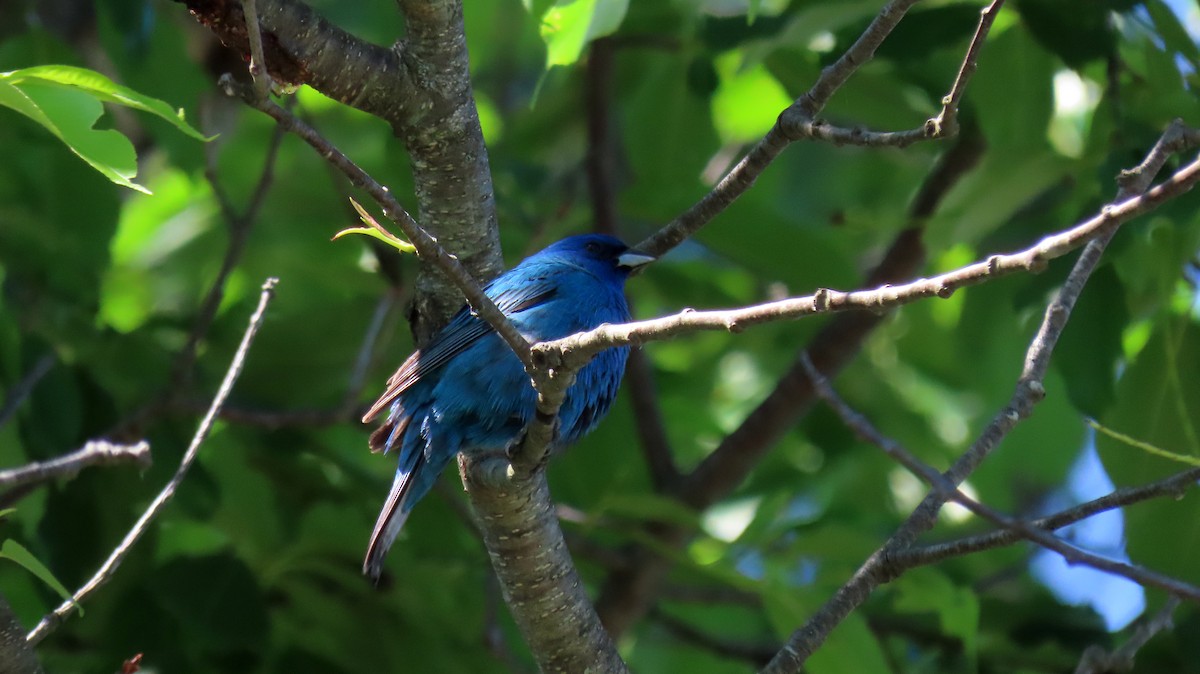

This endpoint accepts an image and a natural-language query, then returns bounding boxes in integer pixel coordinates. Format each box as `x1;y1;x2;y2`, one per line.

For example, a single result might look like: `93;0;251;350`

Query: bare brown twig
0;354;55;429
538;148;1200;374
1075;597;1181;674
170;101;287;392
893;465;1200;568
0;441;151;491
596;129;984;637
760;120;1200;674
25;279;279;645
221;80;533;373
802;354;1200;602
636;0;1005;258
240;0;273;98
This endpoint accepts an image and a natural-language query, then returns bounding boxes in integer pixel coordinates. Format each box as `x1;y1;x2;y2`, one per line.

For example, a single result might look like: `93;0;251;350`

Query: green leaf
539;0;629;69
806;613;891;674
0;78;145;192
2;65;208;141
894;568;979;671
0;65;208;192
0;539;79;613
1097;317;1200;591
711;50;792;144
1054;264;1127;417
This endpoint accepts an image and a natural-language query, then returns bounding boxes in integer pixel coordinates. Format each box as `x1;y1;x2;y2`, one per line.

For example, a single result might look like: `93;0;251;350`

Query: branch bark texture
179;0;502;334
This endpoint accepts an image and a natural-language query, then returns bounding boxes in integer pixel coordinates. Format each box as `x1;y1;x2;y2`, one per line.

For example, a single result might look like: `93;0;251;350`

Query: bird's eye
585;242;601;254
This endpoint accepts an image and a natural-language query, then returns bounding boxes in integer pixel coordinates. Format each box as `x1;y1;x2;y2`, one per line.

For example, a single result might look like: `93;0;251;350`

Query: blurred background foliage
1;0;1200;672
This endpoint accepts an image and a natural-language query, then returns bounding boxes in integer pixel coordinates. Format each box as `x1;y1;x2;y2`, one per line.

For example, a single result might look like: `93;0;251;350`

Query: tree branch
583;38;679;491
801;354;1200;602
178;0;503;335
0;441;151;491
1075;597;1181;674
0;354;55;429
170;100;286;391
636;0;1004;257
595;129;984;637
221;82;533;371
537;151;1200;370
461;464;628;674
652;608;776;665
391;0;504;337
892;465;1200;568
760;120;1200;674
25;279;279;645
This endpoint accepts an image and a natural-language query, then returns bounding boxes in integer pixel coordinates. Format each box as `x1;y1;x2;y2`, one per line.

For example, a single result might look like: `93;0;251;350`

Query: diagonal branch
595;130;985;636
802;354;1200;603
893;465;1200;568
636;0;1004;257
537;149;1200;371
0;441;151;491
222;82;534;372
0;354;55;429
759;119;1200;674
1075;597;1181;674
25;279;279;646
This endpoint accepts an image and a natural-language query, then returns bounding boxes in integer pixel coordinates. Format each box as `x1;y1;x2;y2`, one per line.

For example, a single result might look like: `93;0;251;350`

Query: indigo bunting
362;234;653;579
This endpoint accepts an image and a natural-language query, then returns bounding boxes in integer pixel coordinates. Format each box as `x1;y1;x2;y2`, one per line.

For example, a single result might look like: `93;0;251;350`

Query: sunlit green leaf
2;65;208;140
539;0;628;69
0;539;79;613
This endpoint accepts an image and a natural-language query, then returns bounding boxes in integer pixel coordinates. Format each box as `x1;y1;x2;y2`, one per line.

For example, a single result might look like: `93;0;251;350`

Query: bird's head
535;234;655;281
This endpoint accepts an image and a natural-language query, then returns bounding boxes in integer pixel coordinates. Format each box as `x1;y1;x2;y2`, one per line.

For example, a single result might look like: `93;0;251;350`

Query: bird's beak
617;250;655;274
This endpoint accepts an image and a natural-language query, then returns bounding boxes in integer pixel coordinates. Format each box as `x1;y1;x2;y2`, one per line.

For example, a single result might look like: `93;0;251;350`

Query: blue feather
362;234;653;579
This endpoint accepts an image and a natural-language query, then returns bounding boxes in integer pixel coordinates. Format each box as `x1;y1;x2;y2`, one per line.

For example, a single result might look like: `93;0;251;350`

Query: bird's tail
363;449;425;582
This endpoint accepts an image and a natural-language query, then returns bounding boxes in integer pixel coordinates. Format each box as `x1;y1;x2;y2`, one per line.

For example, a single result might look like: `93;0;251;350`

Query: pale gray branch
759;121;1200;674
220;81;533;372
538;147;1200;372
0;441;151;491
25;279;279;645
802;355;1200;603
1075;597;1180;674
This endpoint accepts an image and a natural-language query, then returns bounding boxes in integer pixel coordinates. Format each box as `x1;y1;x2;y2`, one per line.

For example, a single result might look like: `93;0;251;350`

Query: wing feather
361;276;558;424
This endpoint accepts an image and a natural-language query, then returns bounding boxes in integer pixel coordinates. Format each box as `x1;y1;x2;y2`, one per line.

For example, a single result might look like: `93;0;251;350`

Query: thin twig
220;79;533;372
0;353;55;429
801;355;1200;602
25;279;279;645
342;289;399;411
0;441;151;491
637;0;1007;257
761;121;1200;673
585;37;617;236
540;150;1200;371
625;349;680;490
926;0;1004;137
171;104;287;390
241;0;274;99
583;38;679;490
893;465;1200;568
1074;597;1181;674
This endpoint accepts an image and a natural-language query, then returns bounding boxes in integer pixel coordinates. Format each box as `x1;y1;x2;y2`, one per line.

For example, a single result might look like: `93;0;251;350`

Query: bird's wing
361;274;558;424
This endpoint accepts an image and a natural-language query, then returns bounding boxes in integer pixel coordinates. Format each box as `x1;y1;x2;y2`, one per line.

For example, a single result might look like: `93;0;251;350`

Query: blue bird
362;234;654;579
